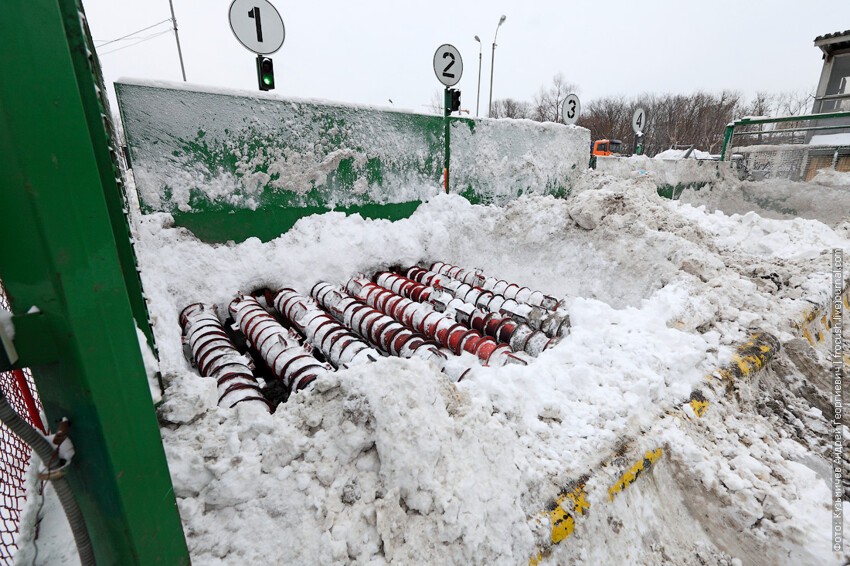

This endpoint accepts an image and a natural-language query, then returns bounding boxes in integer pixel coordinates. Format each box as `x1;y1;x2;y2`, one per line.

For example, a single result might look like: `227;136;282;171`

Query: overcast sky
86;0;850;116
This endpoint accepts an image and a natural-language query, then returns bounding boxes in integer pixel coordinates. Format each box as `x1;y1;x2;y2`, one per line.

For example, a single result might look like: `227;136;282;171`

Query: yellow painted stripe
689;399;709;418
608;448;663;502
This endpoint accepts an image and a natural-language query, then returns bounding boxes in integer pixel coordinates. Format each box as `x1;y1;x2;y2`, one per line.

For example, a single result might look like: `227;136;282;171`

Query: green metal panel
116;80;445;243
117;82;590;243
60;0;157;351
720;124;735;161
0;0;189;564
720;111;850;160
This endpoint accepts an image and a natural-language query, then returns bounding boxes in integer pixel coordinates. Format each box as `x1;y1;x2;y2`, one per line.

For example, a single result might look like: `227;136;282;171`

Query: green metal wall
0;1;189;563
117;81;589;243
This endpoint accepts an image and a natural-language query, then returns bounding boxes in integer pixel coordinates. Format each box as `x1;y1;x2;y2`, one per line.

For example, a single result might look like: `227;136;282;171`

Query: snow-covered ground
14;171;850;565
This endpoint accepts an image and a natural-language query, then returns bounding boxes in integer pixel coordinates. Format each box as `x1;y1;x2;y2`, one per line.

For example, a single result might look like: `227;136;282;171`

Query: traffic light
449;88;461;112
256;55;275;91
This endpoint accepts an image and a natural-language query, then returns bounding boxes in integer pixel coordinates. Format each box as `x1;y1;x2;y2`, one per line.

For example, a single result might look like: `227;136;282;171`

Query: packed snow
15;169;850;565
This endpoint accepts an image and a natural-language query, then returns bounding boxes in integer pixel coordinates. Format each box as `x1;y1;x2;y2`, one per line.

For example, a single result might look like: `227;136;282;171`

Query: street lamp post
488;14;506;118
474;35;482;117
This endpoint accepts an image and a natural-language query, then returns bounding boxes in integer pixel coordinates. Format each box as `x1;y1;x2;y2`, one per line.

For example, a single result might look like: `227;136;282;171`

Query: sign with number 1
433;44;463;87
229;0;285;55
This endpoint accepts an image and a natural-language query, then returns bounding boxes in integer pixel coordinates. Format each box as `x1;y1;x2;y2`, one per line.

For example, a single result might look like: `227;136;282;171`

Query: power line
99;29;172;56
94;18;171;48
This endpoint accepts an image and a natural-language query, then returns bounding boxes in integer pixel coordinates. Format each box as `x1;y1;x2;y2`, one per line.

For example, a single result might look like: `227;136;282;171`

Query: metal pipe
431;262;558;310
414;265;570;338
0;394;95;566
168;0;187;81
271;288;380;368
474;35;482;117
227;296;331;392
11;369;44;433
180;303;270;409
406;267;556;355
346;276;527;367
309;283;454;373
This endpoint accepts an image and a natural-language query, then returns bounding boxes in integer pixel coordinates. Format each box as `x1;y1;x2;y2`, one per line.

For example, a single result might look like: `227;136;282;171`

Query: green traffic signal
256;56;275;91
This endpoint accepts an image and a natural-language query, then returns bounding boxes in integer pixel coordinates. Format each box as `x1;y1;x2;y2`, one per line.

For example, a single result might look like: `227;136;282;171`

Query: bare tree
426;90;445;115
532;73;578;123
491;98;532;119
775;90;813;116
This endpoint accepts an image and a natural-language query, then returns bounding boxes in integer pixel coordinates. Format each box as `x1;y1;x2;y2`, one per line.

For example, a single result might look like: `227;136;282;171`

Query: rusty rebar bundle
179;303;270;410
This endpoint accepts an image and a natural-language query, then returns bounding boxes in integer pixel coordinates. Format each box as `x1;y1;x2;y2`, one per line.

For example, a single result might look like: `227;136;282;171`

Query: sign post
433;44;462;192
228;0;285;90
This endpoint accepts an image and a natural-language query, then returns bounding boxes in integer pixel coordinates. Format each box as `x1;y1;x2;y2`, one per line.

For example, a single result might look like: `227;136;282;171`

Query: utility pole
168;0;187;81
488;15;506;118
474;35;482;117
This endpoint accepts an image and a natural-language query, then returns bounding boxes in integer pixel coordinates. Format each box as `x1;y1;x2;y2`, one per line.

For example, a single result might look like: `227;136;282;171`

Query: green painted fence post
444;87;451;192
0;0;190;563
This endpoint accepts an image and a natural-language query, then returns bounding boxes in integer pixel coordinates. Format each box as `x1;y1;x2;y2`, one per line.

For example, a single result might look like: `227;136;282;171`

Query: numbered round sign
632;107;646;134
229;0;285;55
562;94;581;125
433;44;463;87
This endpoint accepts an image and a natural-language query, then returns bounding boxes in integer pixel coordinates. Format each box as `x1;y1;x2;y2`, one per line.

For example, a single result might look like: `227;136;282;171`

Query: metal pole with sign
632;107;646;155
229;0;285;90
433;44;462;192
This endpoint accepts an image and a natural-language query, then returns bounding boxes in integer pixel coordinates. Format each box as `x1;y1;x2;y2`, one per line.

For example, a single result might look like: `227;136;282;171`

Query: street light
488;14;506;118
474;35;482;117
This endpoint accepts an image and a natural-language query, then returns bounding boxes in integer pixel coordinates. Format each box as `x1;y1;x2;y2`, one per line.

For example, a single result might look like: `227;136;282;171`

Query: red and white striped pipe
228;295;330;392
430;262;560;311
271;288;380;368
411;265;570;338
376;270;555;356
374;272;434;303
310;282;450;370
179;303;270;410
346;276;528;367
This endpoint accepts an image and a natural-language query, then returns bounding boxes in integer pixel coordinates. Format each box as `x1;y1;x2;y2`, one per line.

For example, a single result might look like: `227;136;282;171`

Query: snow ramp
115;80;588;243
597;154;850;227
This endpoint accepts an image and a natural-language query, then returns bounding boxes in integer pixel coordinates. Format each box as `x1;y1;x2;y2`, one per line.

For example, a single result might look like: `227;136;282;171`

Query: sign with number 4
632;107;646;134
433;44;463;87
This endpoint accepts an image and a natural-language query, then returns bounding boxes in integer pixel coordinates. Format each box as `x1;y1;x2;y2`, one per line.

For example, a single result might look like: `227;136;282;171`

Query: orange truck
591;139;623;157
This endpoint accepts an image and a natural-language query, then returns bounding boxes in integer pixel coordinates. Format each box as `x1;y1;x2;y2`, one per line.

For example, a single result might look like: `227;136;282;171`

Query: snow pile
654;148;714;160
19;172;850;564
450;118;589;203
125;172;847;564
810;133;850;146
595;154;734;189
677;176;850;228
811;168;850;187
